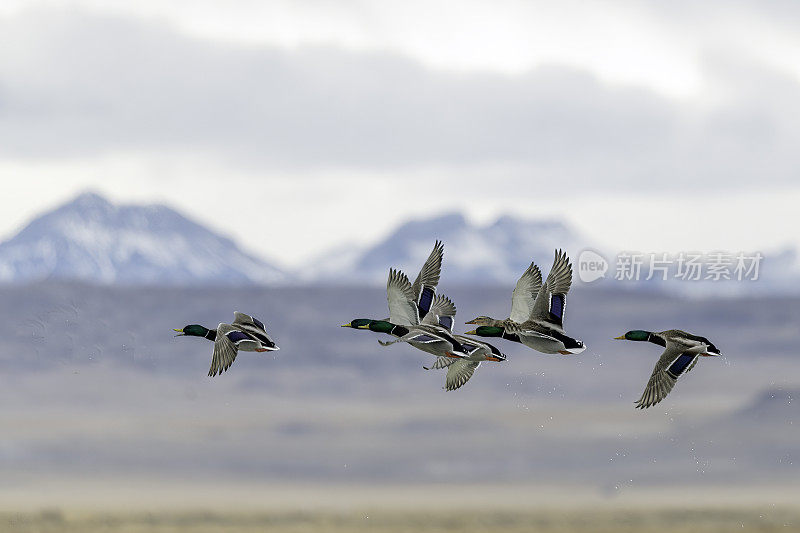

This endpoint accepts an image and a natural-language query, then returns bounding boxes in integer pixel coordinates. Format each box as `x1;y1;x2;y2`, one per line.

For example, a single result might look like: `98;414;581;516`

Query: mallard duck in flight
341;240;443;329
420;294;506;391
344;294;504;390
466;249;585;355
360;269;469;359
358;318;468;360
615;329;721;409
174;312;279;377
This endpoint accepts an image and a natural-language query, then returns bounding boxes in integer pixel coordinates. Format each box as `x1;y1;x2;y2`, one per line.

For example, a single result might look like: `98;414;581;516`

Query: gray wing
411;240;444;303
416;324;463;350
232;311;278;349
509;262;543;323
529;249;573;323
421;294;457;331
209;323;239;377
445;360;480;391
635;343;699;409
232;311;256;327
544;249;573;296
386;268;419;326
232;311;266;335
424;356;458;370
452;335;486;357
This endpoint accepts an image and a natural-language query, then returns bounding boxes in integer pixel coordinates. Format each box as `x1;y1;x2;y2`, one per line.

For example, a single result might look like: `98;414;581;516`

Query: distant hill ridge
0;192;285;286
301;212;589;285
2;193;798;291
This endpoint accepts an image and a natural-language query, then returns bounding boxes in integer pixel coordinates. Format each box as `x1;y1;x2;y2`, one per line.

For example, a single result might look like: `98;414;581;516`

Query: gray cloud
1;9;799;191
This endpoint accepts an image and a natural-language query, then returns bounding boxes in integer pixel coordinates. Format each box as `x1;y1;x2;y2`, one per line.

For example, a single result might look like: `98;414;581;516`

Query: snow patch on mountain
0;192;285;286
305;212;591;285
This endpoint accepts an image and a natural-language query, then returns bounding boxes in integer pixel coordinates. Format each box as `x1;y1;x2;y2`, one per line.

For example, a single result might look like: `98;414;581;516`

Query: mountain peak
70;191;113;207
489;214;568;232
52;191;115;218
390;212;468;240
0;194;285;286
306;210;589;284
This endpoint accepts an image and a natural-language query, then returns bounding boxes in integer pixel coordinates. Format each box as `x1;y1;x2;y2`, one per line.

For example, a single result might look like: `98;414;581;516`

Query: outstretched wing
209;323;241;377
232;311;278;349
529;249;573;326
233;311;264;331
424;356;458;370
509;262;543;323
411;240;444;318
387;269;420;326
421;294;457;332
635;343;700;409
445;360;480;391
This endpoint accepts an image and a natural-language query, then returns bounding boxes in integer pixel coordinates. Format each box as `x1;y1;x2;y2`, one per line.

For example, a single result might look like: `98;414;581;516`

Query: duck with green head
340;240;450;344
174;312;279;377
342;318;467;359
463;326;522;343
341;265;470;359
392;292;507;391
467;250;585;355
614;329;721;409
342;241;444;325
344;293;505;390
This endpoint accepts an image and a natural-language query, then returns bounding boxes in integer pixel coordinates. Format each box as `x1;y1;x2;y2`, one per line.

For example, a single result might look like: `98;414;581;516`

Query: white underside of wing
509;262;542;323
210;323;239;377
445;360;480;391
425;356;457;370
386;269;420;326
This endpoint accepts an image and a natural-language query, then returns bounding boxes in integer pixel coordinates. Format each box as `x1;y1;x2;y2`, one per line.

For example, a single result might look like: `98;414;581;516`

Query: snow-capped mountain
303;212;592;285
301;212;800;295
4;195;799;293
0;192;285;286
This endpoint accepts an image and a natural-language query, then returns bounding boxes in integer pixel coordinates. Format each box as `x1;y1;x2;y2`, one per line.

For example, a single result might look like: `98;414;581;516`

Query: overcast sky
1;1;799;266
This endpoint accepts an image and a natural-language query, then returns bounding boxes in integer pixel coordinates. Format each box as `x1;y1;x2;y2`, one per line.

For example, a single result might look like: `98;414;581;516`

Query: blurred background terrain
0;277;797;530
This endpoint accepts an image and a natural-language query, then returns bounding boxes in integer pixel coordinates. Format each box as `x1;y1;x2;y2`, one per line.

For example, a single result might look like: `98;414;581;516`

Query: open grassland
2;507;800;533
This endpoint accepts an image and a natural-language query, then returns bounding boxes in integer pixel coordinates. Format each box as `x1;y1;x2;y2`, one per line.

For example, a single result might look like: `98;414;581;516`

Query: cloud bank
1;9;799;193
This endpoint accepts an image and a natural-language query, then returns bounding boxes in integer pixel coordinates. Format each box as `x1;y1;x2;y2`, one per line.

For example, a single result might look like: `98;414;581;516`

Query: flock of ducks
175;241;722;409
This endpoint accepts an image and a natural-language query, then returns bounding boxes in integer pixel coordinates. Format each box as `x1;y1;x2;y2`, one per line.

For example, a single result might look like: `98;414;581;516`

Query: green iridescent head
341;319;373;329
615;330;651;341
174;324;211;337
367;320;394;334
466;326;504;338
